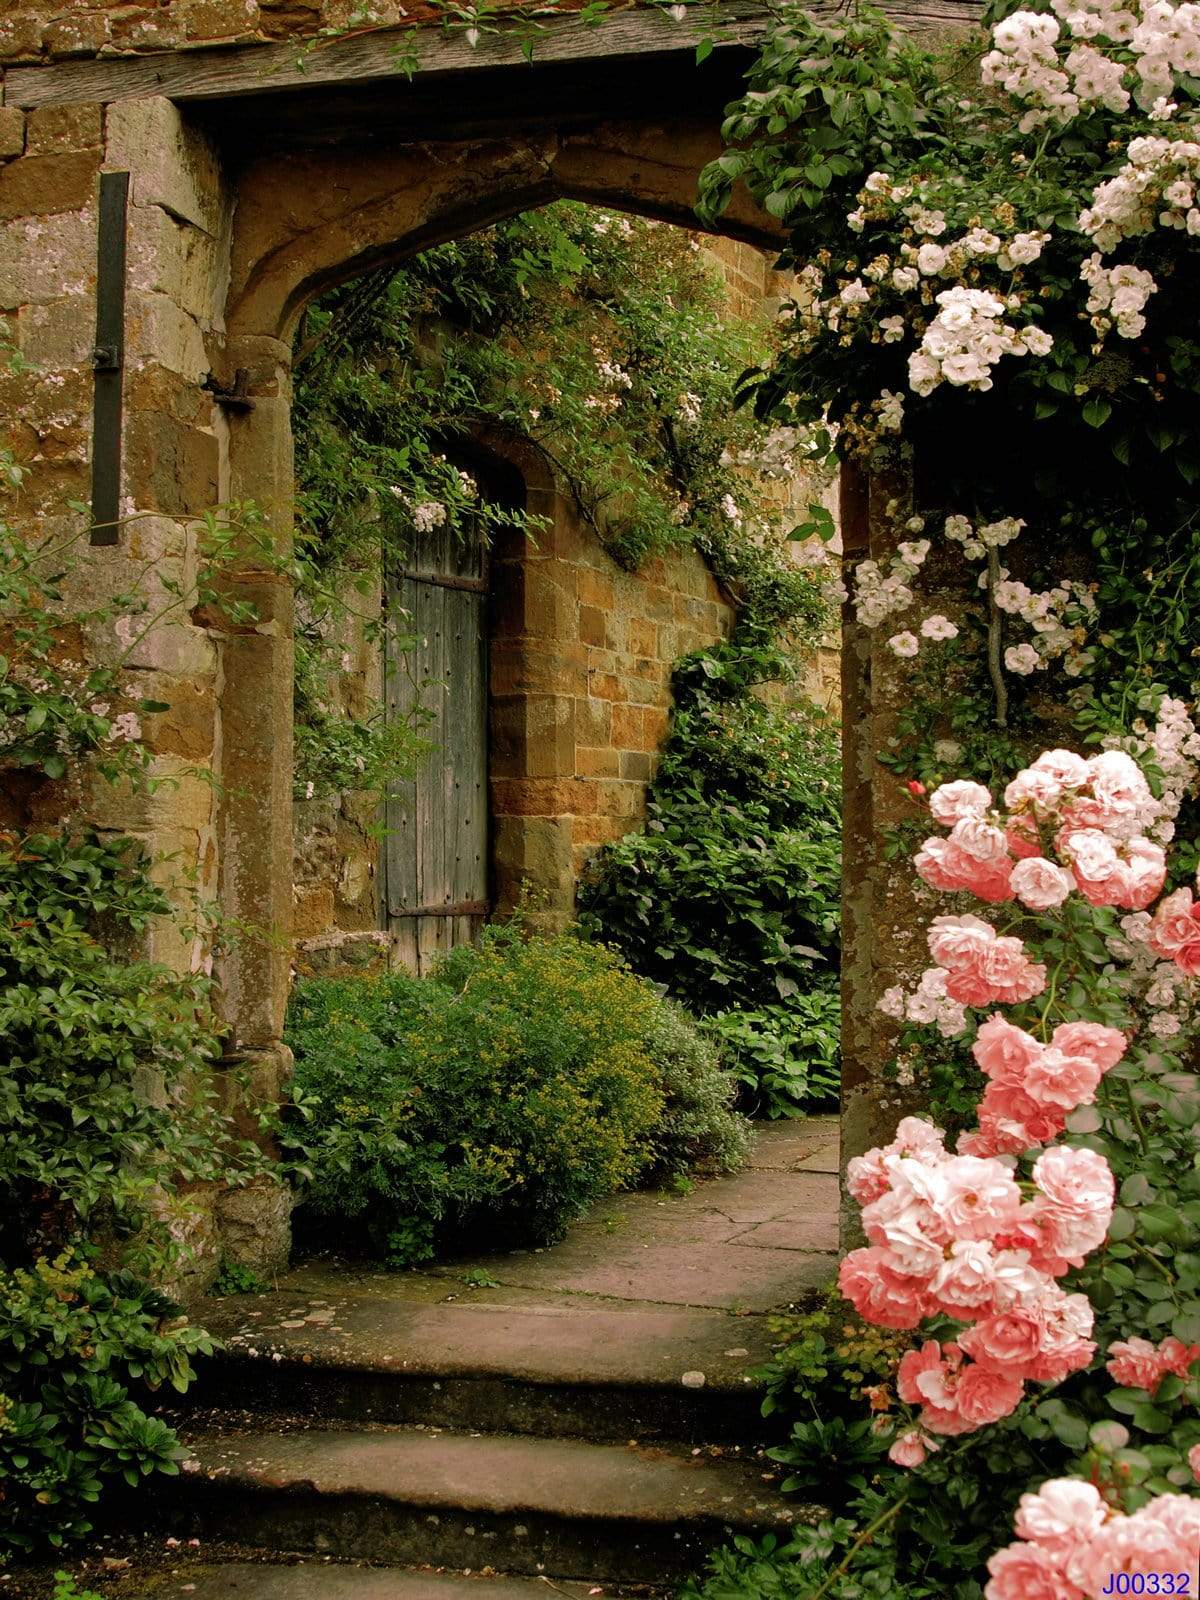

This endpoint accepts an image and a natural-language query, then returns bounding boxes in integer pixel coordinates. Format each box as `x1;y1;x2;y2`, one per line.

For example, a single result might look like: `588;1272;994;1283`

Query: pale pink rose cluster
841;1121;1108;1444
1105;1333;1200;1394
986;1479;1200;1600
1149;880;1200;976
913;749;1170;914
960;1012;1128;1159
926;913;1047;1006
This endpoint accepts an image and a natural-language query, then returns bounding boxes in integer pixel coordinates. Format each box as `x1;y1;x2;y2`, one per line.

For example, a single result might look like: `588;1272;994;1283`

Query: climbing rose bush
985;1479;1199;1598
842;733;1200;1528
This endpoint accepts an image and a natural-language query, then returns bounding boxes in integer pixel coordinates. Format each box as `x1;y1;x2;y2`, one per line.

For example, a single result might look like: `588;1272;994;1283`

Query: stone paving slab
200;1294;774;1391
204;1124;839;1327
125;1566;609;1599
181;1427;792;1531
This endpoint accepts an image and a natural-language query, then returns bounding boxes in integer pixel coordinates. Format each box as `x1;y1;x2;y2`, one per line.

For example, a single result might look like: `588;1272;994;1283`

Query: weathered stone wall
0;2;457;61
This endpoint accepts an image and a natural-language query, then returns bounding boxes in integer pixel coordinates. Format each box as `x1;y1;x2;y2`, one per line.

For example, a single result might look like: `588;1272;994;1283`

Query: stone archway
207;114;782;1090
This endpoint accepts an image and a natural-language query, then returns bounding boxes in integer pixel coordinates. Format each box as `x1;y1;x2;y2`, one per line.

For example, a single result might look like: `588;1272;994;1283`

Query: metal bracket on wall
89;170;130;547
202;368;256;413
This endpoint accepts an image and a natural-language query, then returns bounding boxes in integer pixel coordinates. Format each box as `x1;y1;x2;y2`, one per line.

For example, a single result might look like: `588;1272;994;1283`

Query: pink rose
1049;1021;1127;1073
1121;836;1167;910
933;1155;1022;1240
1158;1335;1200;1380
1069;1496;1200;1597
1004;767;1066;812
1085;748;1152;820
1013;1477;1108;1561
960;1307;1044;1373
928;913;997;968
1149;887;1200;975
1189;1442;1200;1484
930;1240;999;1316
1061;828;1123;904
915;837;1015;901
945;937;1047;1006
1027;1289;1096;1382
976;1082;1066;1151
1032;1145;1115;1214
846;1149;892;1205
888;1429;938;1468
1010;856;1075;910
949;815;1012;865
930;779;993;825
953;1362;1024;1427
838;1247;929;1329
897;1340;946;1405
986;1541;1084;1600
1107;1335;1171;1392
972;1014;1043;1084
1106;1335;1200;1393
1023;1047;1102;1111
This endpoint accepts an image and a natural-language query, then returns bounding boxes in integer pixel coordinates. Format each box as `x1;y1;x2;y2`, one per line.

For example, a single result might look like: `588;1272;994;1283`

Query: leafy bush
639;998;752;1183
0;1254;212;1556
708;986;841;1118
0;828;253;1554
284;928;671;1261
0;830;251;1263
578;631;842;1117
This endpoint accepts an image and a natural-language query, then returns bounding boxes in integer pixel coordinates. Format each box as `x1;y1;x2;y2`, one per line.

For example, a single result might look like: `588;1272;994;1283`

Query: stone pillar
838;455;932;1246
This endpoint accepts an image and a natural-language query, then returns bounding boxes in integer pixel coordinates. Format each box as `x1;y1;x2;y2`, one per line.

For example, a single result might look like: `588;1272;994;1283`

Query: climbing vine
290;200;838;797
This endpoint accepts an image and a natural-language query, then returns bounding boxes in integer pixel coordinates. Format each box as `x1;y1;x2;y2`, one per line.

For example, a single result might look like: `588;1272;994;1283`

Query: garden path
125;1120;840;1599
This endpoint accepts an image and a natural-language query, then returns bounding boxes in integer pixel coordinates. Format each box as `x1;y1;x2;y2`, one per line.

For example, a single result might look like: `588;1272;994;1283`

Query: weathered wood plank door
384;515;489;974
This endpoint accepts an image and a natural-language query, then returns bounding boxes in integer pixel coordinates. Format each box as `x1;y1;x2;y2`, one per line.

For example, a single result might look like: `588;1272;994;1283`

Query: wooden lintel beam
2;0;982;111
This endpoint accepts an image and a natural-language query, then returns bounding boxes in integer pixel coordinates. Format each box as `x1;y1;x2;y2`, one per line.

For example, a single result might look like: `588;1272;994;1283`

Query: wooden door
384;513;489;974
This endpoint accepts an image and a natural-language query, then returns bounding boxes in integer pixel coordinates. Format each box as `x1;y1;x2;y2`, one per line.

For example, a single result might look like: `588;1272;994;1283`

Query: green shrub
707;985;841;1119
0;830;251;1263
283;927;669;1261
578;632;842;1117
640;999;752;1183
0;1254;212;1556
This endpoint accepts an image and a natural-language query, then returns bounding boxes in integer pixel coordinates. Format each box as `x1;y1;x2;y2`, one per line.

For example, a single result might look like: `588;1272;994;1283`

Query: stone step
154;1424;804;1586
125;1561;634;1599
191;1292;774;1444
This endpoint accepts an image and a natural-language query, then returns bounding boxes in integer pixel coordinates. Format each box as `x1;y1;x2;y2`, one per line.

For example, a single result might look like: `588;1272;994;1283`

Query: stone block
626;617;657;658
124;411;219;515
573;694;611;746
216;1180;293;1277
26;104;103;155
16;295;94;368
42;11;111;56
0;150;101;221
587;670;625;702
293;884;335;940
0;108;26;163
620;750;653;782
125;202;224;323
493;814;575;900
596;778;643;819
0;209;96;307
579;603;606;648
105;98;225;236
576;745;620;778
577;569;614;610
491;776;595;818
611;702;643;748
142;675;219;761
642;706;669;747
126;290;209;381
